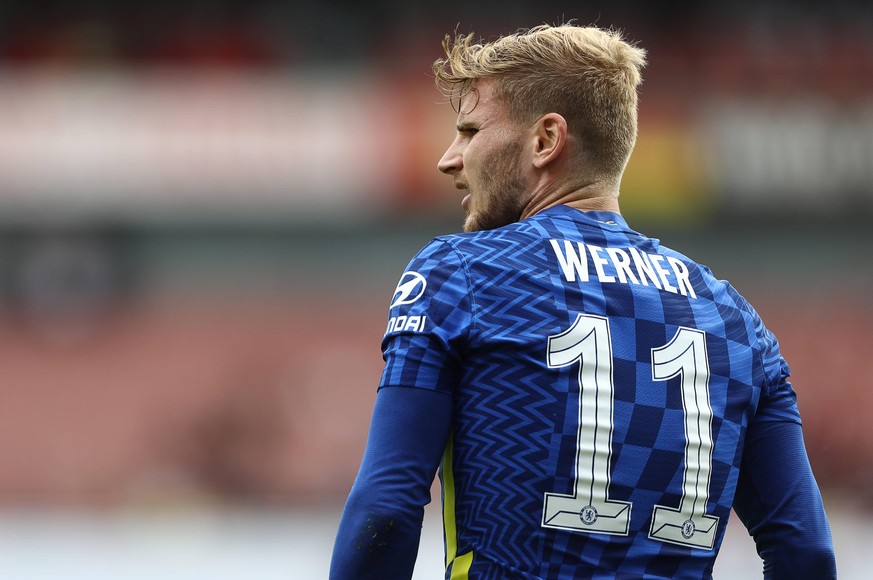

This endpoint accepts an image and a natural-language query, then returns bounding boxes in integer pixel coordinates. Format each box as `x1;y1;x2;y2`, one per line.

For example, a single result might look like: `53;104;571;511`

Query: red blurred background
0;0;869;576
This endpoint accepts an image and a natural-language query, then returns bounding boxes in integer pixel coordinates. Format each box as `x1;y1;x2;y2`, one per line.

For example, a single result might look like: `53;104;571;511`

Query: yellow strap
450;551;474;580
442;433;457;568
442;433;474;579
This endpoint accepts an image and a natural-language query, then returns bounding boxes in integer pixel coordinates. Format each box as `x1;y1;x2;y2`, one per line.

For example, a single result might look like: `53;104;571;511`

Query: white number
542;314;631;535
542;315;720;549
649;328;719;548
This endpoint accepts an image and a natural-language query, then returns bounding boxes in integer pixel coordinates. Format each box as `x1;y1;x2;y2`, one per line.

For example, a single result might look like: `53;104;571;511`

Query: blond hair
433;24;647;178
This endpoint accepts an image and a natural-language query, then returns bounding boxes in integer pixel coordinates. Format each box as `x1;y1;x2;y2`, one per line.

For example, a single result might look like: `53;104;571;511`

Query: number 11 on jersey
541;313;720;550
541;314;632;535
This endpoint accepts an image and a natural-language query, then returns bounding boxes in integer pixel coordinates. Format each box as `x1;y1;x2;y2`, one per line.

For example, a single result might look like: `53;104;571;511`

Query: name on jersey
549;239;697;299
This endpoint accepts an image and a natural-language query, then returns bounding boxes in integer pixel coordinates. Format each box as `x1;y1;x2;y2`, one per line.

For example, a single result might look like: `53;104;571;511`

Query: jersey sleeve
733;420;837;579
331;239;466;579
379;238;473;393
734;301;835;577
329;386;453;580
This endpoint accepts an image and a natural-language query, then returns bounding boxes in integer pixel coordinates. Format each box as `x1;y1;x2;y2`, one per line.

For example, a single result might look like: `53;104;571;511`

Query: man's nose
438;140;462;174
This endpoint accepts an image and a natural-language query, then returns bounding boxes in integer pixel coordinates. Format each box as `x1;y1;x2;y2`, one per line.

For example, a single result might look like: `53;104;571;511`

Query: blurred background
0;0;870;577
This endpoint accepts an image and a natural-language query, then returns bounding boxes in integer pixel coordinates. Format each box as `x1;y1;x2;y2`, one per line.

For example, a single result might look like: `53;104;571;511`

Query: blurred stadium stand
0;0;869;577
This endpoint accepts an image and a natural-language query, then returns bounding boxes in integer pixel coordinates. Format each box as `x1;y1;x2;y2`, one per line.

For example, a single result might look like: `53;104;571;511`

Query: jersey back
379;206;799;579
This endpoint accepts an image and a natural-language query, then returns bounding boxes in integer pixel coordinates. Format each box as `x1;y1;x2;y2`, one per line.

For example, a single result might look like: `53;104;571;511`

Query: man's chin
462;212;482;233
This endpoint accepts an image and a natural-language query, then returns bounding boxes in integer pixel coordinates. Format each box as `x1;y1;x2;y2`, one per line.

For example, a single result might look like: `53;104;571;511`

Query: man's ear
531;113;568;169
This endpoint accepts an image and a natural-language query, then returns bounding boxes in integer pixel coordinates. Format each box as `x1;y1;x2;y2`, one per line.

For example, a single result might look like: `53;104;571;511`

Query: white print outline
542;315;719;549
542;314;632;535
390;271;427;309
648;328;719;549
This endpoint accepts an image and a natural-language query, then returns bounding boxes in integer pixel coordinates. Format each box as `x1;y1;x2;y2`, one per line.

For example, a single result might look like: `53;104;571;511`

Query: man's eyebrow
456;121;478;131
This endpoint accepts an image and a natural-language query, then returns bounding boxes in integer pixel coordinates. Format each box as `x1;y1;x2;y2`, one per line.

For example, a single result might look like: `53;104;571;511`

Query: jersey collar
540;204;631;231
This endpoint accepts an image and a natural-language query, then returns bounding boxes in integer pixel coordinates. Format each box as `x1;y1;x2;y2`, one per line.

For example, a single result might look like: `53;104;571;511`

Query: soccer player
330;24;836;579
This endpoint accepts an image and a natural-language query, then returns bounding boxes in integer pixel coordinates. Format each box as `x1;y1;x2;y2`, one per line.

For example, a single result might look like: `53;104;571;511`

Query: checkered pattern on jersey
379;206;799;579
380;239;473;394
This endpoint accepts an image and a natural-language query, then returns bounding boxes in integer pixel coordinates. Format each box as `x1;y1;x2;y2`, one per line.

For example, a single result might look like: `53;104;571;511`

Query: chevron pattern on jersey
379;205;799;579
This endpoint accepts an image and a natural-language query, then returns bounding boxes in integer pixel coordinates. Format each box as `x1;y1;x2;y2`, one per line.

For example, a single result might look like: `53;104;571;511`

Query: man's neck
520;179;621;219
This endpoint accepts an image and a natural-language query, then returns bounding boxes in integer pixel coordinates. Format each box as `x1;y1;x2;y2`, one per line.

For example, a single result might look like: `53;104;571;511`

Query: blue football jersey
378;205;800;579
